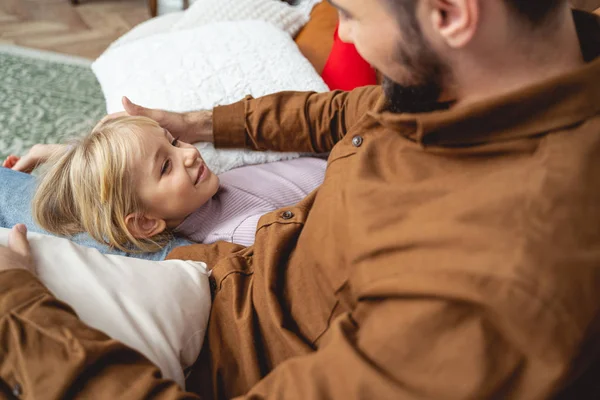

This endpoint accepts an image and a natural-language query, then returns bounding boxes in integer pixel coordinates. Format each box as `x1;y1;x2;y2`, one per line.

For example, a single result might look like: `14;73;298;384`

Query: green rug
0;45;106;160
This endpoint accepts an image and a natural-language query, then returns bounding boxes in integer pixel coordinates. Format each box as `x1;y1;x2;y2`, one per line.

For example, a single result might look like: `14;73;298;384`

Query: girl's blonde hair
33;116;171;253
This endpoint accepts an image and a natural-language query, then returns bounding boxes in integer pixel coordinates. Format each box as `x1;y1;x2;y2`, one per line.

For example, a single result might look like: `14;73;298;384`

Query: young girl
5;116;325;253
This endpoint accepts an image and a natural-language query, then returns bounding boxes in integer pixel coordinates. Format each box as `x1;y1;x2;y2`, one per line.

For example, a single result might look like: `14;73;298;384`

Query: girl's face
133;126;220;227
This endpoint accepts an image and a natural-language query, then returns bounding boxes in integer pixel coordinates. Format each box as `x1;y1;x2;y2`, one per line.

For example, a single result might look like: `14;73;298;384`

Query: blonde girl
5;116;326;255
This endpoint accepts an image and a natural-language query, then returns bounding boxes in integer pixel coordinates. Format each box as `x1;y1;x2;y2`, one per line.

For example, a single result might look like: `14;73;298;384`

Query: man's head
327;0;570;113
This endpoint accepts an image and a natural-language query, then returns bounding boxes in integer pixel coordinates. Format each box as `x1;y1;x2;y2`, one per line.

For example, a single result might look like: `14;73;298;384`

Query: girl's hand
2;144;66;174
2;155;20;169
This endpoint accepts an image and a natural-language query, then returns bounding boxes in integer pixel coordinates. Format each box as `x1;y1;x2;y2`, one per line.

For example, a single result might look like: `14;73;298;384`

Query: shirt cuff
213;98;248;149
0;269;51;316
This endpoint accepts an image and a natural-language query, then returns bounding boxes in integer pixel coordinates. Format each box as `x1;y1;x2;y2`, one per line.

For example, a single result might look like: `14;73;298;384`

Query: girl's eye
171;137;180;147
161;159;171;176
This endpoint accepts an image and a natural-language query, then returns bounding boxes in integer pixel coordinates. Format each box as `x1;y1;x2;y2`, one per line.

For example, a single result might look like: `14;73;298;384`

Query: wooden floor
0;0;151;60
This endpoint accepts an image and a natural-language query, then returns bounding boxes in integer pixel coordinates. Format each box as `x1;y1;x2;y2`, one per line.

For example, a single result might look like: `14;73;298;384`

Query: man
1;0;599;398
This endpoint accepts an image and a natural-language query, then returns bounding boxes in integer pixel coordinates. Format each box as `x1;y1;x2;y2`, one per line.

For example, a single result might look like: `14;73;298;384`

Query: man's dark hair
385;0;566;26
504;0;565;25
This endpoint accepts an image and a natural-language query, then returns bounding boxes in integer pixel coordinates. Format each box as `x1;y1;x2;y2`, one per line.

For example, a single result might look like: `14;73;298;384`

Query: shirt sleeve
212;86;383;153
233;298;525;400
0;269;200;399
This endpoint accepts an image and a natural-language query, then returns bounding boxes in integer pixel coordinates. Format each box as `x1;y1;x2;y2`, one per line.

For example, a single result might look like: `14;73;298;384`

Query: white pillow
294;0;323;16
171;0;309;37
0;228;211;389
108;11;185;51
92;21;330;174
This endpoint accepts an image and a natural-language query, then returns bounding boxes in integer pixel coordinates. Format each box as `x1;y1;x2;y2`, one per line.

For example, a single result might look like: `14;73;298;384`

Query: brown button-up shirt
1;10;599;400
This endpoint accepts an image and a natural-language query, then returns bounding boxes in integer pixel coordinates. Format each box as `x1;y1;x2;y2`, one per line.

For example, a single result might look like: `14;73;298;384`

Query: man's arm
119;87;383;153
212;87;383;153
0;269;200;399
0;274;541;400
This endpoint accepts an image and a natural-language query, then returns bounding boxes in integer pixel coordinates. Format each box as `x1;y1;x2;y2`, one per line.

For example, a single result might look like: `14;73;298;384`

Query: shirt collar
368;10;600;148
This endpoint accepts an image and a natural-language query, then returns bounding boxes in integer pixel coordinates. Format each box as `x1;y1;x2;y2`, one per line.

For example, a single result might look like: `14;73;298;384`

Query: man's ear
125;213;167;239
428;0;479;48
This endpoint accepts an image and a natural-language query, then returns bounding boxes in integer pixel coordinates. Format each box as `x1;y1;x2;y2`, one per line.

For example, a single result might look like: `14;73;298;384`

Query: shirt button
12;383;22;397
352;135;363;147
281;211;294;220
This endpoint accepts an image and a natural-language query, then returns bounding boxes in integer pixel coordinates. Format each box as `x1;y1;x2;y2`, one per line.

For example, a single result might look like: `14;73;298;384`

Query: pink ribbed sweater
174;157;326;246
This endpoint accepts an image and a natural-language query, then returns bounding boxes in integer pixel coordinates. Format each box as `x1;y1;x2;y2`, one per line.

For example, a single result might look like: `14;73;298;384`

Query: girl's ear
125;213;167;239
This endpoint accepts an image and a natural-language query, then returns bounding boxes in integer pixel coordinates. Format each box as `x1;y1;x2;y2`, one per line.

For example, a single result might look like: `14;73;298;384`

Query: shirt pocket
328;137;358;165
328;113;376;164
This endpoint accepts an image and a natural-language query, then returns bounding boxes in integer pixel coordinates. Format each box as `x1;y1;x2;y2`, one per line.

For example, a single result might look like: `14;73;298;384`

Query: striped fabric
174;157;326;246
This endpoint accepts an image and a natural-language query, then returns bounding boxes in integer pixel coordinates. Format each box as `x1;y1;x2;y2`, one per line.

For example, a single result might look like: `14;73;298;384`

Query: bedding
0;228;211;388
292;0;323;16
321;26;379;90
92;20;330;175
294;0;339;73
107;11;185;51
107;0;327;73
171;0;309;37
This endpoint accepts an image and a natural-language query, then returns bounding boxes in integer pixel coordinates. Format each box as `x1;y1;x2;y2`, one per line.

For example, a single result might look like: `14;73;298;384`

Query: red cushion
321;25;378;91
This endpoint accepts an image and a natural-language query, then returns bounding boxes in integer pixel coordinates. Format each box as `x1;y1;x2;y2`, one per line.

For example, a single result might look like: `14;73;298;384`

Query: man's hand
0;224;35;274
98;96;214;144
2;144;66;173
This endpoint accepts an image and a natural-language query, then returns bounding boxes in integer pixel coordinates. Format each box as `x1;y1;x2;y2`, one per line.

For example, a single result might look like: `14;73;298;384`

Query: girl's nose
183;147;199;168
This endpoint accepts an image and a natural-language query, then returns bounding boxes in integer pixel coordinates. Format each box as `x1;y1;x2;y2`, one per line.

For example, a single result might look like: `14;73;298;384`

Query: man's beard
382;76;444;114
382;5;449;114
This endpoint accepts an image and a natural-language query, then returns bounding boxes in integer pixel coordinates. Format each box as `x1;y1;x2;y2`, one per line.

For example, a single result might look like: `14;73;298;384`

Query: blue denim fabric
0;167;192;261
